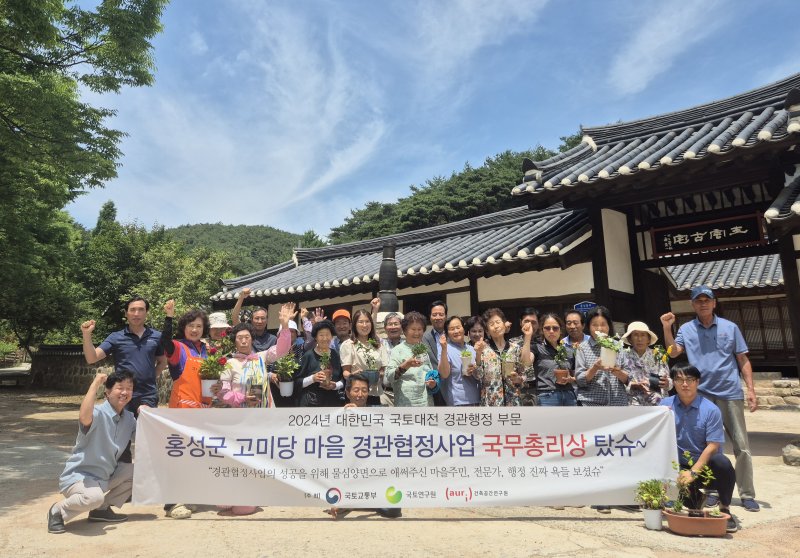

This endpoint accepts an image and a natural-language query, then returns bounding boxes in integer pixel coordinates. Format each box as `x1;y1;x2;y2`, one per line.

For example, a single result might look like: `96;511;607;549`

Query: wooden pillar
589;208;610;306
469;276;479;316
777;235;800;376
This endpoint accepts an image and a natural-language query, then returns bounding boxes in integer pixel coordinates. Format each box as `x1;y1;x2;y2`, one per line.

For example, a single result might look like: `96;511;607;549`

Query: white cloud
608;0;728;96
408;0;549;98
188;30;208;55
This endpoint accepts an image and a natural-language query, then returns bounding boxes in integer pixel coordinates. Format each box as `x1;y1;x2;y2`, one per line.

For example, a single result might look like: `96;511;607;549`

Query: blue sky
67;0;800;237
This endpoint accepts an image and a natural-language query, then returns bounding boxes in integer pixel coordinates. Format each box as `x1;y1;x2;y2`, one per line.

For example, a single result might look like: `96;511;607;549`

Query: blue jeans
538;390;577;407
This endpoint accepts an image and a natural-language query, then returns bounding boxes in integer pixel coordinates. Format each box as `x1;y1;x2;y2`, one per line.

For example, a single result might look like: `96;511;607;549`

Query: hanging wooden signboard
650;213;765;257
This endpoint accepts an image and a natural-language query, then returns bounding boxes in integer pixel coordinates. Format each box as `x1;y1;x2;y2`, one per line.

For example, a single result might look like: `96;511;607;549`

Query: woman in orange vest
159;299;211;519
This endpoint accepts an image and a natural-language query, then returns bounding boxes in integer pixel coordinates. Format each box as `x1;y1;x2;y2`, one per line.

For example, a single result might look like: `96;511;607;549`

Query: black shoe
48;505;65;534
705;493;719;507
725;514;738;533
88;507;128;523
376;508;402;518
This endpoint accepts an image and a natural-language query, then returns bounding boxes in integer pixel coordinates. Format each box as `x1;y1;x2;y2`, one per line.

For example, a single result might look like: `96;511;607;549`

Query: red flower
209;347;218;355
220;330;228;337
218;357;227;365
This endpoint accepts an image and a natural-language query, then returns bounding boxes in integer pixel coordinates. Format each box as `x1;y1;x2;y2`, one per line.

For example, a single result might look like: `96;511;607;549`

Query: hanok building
213;74;800;375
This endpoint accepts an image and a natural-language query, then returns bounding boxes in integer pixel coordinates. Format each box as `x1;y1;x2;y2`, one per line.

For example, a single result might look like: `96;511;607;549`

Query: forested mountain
167;224;303;277
328;134;581;244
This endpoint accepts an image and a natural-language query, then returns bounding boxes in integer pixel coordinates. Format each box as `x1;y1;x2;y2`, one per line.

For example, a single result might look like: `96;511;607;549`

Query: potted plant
356;339;380;386
460;348;473;376
318;351;332;382
594;332;621;368
199;348;228;397
553;339;571;384
274;354;299;397
663;451;729;537
501;350;516;377
635;479;668;530
410;343;429;366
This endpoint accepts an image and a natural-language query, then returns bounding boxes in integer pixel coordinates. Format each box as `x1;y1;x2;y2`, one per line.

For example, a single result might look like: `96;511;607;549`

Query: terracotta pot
663;510;729;537
554;369;570;383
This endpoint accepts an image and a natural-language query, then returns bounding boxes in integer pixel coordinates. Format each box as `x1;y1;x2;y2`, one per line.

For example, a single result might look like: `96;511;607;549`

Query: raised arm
261;302;296;363
437;334;450;379
660;312;684;359
230;287;251;326
81;320;107;364
79;373;107;429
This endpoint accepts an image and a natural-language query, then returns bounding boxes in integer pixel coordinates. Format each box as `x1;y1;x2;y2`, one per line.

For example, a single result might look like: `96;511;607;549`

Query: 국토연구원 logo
385;486;402;504
325;488;342;504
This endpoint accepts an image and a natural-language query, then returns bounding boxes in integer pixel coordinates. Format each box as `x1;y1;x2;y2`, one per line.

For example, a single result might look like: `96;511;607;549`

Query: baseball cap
690;286;715;300
332;309;351;322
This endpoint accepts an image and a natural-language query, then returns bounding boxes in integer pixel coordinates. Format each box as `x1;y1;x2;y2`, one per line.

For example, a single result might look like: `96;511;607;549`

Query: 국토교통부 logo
325;488;342;504
385;486;402;504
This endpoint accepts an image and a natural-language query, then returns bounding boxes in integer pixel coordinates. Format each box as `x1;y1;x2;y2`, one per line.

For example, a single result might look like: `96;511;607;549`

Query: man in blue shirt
661;286;759;512
661;365;737;532
48;371;137;533
82;296;166;415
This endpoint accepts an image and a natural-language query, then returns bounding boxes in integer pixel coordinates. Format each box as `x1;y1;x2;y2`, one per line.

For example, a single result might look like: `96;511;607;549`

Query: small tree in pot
274;355;299;397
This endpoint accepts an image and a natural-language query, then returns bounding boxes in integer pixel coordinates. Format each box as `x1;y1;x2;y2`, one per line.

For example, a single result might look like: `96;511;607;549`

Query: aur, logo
325;488;342;504
385;486;403;504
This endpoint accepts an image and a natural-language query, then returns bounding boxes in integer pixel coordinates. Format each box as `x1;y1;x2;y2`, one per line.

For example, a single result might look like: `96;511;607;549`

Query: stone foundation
30;345;172;405
755;380;800;411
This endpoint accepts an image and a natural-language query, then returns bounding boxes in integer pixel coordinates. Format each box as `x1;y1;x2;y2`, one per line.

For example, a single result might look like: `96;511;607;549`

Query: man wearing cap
231;287;277;352
330;309;351;353
661;286;759;512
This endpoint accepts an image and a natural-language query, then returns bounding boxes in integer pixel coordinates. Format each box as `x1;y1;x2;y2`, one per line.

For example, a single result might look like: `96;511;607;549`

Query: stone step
754;379;800;411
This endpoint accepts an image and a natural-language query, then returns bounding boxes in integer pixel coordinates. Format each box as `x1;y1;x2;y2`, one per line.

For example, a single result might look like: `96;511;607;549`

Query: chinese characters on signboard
651;213;765;257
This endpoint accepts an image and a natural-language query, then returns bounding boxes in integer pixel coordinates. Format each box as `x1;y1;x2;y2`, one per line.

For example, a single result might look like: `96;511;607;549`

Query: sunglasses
542;326;561;331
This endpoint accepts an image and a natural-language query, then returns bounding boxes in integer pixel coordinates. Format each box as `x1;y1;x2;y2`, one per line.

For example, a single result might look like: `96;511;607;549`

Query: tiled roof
513;74;800;201
212;205;590;303
665;254;783;291
764;174;800;227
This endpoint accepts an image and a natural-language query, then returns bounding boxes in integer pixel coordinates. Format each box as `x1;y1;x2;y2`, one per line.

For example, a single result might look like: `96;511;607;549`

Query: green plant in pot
356;340;380;386
672;450;715;516
274;355;299;397
635;479;668;530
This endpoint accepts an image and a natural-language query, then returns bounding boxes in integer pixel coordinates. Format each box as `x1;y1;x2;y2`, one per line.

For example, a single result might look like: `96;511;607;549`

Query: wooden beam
469;276;479;316
777;235;800;376
589;208;610;305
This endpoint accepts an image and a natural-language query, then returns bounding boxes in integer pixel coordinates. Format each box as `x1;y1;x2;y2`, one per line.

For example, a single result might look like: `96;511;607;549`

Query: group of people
48;285;758;533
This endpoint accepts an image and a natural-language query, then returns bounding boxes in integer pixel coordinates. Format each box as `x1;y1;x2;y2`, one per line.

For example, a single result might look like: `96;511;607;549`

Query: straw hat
620;321;658;346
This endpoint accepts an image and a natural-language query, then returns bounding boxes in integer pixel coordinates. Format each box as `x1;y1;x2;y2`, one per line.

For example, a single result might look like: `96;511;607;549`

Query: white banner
133;406;677;507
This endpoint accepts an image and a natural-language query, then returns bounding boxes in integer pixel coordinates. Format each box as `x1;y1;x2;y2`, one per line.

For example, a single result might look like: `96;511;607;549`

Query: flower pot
362;370;379;386
643;508;663;530
320;368;332;382
554;369;570;383
461;356;473;375
599;347;618;368
279;381;294;397
201;379;217;398
663;510;729;537
501;361;516;377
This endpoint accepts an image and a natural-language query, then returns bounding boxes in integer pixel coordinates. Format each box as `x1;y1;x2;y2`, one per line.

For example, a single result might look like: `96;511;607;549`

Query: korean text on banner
133;407;677;508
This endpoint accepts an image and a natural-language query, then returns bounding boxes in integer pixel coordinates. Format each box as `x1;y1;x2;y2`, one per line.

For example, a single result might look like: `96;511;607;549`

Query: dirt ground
1;389;798;558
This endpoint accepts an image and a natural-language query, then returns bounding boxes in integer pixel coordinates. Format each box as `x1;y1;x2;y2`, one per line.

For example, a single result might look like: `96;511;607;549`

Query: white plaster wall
265;293;371;328
447;291;471;316
602;209;635;294
477;263;594;301
398;279;469;296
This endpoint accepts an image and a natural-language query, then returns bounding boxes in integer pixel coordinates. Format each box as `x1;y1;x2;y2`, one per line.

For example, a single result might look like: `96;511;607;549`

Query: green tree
125;242;232;327
298;229;327;249
0;0;167;345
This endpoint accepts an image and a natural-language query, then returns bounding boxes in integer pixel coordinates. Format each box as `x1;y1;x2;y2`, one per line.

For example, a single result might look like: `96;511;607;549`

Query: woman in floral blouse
617;321;672;406
474;308;533;406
